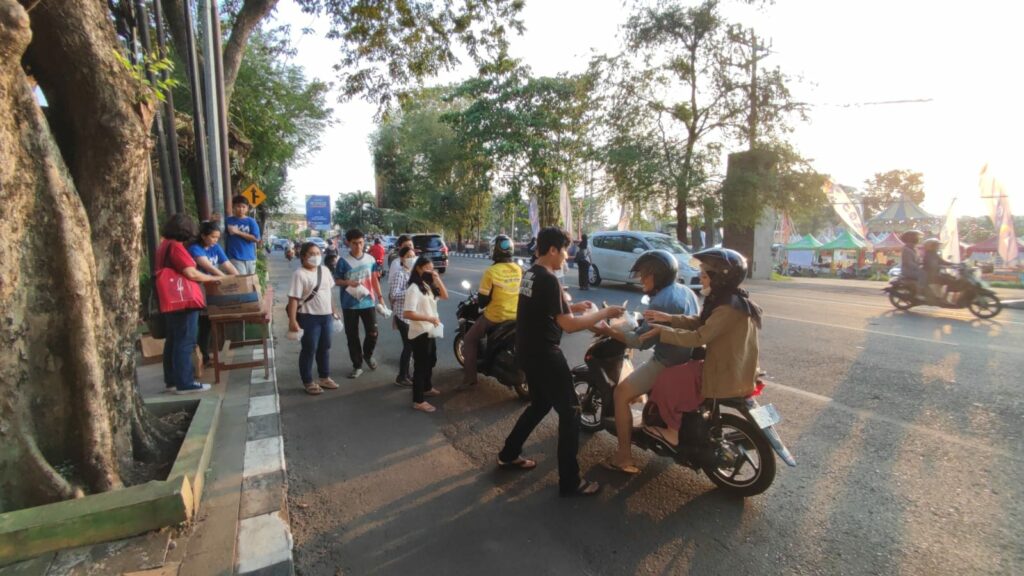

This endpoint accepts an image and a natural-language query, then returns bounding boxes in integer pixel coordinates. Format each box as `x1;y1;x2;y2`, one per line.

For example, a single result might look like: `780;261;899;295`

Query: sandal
642;426;678;453
601;460;641;475
424;388;441;397
304;382;323;396
560;479;601;497
497;457;537;470
412;402;436;413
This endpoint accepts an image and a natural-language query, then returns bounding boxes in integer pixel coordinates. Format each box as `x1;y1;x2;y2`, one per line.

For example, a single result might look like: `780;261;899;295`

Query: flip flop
560;479;601;497
497;457;537;470
304;383;323;396
642;426;678;454
601;460;641;475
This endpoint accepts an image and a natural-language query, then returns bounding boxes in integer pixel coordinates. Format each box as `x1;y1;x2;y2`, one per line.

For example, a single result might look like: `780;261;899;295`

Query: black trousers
395;319;413;381
499;349;580;492
197;315;212;362
577;260;590;289
343;307;378;369
411;334;437;403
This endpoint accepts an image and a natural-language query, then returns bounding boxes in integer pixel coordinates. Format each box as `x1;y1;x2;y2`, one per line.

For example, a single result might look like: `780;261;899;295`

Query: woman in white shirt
287;243;339;395
403;256;449;412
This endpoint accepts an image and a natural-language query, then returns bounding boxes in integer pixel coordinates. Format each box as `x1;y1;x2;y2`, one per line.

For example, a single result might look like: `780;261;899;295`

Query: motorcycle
572;301;796;497
884;263;1002;319
453;280;529;399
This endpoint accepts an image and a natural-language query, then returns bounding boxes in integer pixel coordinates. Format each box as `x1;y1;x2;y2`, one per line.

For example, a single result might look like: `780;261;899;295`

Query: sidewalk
1;280;294;575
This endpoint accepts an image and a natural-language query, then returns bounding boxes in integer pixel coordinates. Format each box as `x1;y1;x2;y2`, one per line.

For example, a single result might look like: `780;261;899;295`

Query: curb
450;252;489;259
235;343;294;576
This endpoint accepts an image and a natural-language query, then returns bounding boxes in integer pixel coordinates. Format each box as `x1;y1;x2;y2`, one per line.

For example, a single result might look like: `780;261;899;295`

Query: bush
255;252;268;293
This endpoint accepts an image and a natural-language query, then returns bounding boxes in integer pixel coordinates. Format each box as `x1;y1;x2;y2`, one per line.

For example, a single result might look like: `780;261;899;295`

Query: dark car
412;233;448;274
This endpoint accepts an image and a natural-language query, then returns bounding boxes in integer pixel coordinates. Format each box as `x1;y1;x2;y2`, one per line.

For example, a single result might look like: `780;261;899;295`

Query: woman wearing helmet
898;230;924;297
459;235;523;389
638;247;763;449
921;237;956;304
593;249;700;474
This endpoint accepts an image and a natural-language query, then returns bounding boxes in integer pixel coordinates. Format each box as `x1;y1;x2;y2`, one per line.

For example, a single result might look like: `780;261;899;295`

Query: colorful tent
871;232;904;252
784;234;824;251
820;229;869;251
964;235;1024;257
867;195;940;232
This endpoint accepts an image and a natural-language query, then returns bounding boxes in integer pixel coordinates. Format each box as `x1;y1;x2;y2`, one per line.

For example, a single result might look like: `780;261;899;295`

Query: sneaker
349;367;364;379
365;357;378;370
318;377;339;390
394;377;413;387
175;383;212;395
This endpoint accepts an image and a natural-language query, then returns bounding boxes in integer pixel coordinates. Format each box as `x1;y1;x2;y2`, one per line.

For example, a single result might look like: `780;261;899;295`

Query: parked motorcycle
572;304;796;497
884;263;1002;319
453;280;529;399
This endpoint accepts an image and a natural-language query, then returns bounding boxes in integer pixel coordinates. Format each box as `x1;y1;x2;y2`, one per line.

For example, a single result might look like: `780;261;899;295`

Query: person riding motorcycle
460;235;523;389
638;248;763;452
921;237;957;304
592;250;700;474
898;229;923;296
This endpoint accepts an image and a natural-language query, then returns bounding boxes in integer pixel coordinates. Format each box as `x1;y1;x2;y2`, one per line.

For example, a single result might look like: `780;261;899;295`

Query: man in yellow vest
461;234;522;389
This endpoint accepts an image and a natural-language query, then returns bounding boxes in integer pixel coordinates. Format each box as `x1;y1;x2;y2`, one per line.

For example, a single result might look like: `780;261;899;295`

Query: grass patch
771;272;793;281
989;281;1024;289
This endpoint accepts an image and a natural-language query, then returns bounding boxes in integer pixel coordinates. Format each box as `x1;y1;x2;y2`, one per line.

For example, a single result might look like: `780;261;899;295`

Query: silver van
589;231;701;290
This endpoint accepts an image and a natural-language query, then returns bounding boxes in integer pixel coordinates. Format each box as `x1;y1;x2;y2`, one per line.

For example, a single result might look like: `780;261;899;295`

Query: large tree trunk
0;0;177;513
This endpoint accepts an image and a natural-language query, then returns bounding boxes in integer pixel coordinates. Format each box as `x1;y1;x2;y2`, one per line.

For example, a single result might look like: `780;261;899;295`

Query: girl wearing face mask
387;246;417;387
287;242;339;395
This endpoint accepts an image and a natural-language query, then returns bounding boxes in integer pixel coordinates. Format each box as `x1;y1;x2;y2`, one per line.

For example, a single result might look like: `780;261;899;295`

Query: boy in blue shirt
225;195;261;275
334;229;384;379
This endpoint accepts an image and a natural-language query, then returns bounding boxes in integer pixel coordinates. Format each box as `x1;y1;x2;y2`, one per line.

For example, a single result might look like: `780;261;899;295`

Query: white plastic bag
375;302;393;318
429;322;444;339
609;311;639;333
331;317;345;333
286;329;303;341
345;284;370;300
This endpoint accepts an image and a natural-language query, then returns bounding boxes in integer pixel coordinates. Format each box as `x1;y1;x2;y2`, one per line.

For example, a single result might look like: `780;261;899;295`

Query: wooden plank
166;397;221;514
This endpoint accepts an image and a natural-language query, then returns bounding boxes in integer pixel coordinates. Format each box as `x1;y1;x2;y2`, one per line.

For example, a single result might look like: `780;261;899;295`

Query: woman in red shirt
157;214;223;394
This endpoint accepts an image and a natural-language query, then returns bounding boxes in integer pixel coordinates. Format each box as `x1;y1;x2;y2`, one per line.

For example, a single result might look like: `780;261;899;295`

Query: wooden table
208;287;273;384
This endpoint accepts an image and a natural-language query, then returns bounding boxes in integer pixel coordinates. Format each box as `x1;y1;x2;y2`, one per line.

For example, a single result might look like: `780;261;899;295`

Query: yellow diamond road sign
241;183;266;207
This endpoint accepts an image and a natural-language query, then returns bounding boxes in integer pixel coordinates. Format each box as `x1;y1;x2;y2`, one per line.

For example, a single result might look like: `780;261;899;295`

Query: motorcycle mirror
640;295;651;306
461;280;471;290
516;258;525;266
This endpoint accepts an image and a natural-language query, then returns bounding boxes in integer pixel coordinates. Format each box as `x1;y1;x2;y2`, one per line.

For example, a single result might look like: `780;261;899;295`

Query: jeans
298;313;332;384
163;310;199;390
343;307;378;368
411;334;437;403
395;319;413;381
461;316;493;385
499;349;581;493
231;259;257;275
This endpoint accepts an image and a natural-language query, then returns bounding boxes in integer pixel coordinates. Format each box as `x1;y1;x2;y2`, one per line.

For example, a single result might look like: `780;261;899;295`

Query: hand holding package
345;284;370;300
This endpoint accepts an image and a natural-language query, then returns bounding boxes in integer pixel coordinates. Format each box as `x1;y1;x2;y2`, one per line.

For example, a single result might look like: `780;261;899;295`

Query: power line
813;98;934;109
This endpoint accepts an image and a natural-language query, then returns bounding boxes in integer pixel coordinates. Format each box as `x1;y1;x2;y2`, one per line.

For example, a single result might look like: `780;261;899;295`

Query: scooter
453;280;529;399
572;302;796;497
884;263;1002;319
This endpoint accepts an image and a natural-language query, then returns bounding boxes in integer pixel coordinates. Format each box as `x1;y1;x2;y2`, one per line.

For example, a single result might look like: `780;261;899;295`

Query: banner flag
559;181;574;235
528;196;540;238
940;197;961;264
822;179;866;238
979;164;1018;263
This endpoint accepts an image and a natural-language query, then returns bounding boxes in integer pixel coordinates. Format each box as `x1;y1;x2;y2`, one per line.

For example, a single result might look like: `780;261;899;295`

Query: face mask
404;257;416;269
307;256;322;267
700;286;711;297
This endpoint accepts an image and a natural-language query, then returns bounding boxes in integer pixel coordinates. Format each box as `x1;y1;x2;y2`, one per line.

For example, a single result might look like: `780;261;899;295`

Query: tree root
17;429;82;505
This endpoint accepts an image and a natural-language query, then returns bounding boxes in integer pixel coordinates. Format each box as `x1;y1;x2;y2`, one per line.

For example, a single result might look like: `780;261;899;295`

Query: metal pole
182;0;212;220
153;0;185;214
210;0;233;221
144;163;160;275
198;0;224;219
133;0;176;219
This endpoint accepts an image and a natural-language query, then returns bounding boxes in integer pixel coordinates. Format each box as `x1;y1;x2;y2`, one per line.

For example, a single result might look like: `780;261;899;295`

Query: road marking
766;313;1021;354
764;379;1021;462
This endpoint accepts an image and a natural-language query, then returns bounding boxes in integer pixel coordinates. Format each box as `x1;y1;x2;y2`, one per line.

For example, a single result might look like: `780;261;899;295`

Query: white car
589;231;701;290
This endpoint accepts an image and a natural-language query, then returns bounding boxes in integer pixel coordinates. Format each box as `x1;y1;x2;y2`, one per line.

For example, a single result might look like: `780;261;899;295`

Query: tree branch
223;0;279;103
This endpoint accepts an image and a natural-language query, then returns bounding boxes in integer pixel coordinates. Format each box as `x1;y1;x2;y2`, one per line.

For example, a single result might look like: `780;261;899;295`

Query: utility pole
210;0;233;220
153;0;185;214
198;0;224;219
182;0;212;220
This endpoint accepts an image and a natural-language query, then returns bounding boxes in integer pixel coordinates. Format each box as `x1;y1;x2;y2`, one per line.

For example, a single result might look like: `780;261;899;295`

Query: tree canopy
862;169;927;219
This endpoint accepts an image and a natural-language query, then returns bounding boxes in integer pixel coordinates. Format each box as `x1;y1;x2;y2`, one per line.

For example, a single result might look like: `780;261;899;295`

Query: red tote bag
155;242;206;313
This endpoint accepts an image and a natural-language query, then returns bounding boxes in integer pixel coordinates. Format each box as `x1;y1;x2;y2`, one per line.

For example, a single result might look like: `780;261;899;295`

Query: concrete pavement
275;254;1023;576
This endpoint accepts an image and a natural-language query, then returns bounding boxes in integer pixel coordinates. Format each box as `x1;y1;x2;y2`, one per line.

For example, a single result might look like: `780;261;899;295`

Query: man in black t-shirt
498;227;624;497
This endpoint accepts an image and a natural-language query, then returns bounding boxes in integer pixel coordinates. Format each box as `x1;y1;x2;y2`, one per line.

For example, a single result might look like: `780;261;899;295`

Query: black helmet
492;234;514;262
694;247;747;292
629;249;679;293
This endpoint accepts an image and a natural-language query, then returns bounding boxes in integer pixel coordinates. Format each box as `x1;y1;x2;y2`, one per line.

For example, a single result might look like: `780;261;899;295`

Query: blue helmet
492;234;514;262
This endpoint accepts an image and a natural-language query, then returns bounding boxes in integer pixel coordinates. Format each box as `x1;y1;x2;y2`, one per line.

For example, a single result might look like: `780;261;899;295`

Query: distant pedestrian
388;246;417;387
188;221;239;367
287;242;339;395
575;234;591;290
334;229;384;378
369;237;386;275
225;195;261;275
157;214;222;394
389;235;413;278
403;256;449;412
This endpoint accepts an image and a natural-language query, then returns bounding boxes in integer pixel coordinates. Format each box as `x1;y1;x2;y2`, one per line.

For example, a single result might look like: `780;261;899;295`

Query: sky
273;0;1023;222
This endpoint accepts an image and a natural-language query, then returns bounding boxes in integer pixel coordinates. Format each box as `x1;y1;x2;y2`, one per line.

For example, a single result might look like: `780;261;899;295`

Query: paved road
270;253;1024;575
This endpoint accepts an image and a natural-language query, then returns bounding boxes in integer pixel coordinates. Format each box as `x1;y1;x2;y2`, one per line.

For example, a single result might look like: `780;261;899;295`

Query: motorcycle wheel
968;294;1002;319
589;265;602;287
888;288;914;310
701;413;776;497
575;381;603;432
453;334;465;367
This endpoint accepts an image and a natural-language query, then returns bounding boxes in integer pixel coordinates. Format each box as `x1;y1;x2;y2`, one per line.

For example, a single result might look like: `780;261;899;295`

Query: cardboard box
139;334;164;365
207;275;262;317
